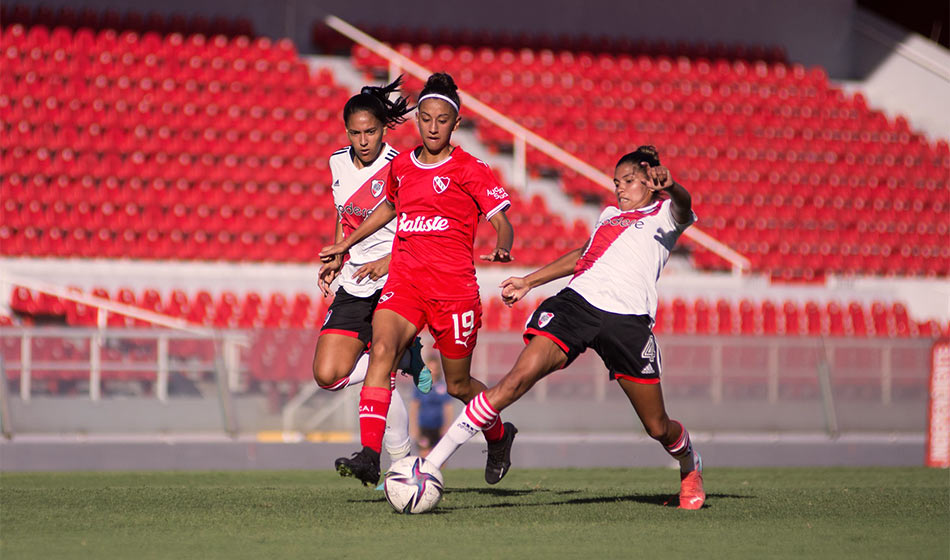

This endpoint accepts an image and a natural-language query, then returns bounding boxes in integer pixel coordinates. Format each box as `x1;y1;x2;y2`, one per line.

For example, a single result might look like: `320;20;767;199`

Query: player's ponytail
343;75;412;129
616;145;661;170
418;72;461;115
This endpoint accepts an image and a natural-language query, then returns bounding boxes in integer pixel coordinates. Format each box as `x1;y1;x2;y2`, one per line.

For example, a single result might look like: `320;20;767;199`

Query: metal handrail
1;273;211;335
0;274;243;419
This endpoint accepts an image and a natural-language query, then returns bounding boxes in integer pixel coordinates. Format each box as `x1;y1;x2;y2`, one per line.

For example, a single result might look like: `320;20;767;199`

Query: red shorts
375;280;482;359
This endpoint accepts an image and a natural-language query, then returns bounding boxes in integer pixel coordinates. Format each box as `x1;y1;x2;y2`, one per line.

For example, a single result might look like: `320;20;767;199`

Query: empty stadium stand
352;41;950;279
1;20;947;347
0;22;589;266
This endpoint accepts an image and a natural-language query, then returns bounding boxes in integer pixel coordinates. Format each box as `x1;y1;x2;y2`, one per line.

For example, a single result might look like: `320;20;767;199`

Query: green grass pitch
1;467;947;559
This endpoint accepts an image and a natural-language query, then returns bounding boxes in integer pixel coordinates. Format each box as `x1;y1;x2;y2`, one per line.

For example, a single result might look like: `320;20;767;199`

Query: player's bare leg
483;336;569;409
335;310;418;486
439;354;483;403
618;379;704;509
312;334;367;389
427;336;567;482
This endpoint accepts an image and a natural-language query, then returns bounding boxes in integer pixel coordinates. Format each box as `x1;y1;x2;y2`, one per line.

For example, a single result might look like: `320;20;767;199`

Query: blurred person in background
409;354;455;457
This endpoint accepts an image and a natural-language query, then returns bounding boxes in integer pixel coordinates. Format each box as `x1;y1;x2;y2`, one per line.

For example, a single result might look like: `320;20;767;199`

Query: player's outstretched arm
500;242;588;306
317;217;345;296
643;163;692;225
480;210;514;262
319;201;396;262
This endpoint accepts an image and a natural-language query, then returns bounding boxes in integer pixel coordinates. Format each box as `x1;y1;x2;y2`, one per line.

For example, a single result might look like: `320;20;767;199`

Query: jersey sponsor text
398;214;450;233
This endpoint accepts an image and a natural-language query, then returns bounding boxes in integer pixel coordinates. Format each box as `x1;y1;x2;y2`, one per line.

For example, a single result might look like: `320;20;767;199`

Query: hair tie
417;93;459;114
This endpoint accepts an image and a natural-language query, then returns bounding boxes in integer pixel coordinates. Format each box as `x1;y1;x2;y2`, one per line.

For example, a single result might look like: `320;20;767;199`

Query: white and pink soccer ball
383;456;444;514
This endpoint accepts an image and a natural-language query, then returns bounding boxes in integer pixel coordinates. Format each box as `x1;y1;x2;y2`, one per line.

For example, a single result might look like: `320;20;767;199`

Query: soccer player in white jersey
424;145;706;509
320;73;517;487
313;76;431;470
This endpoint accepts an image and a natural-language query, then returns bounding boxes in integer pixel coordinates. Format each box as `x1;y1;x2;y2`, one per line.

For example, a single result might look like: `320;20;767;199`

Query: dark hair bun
633;145;660;166
615;145;662;170
424;72;458;93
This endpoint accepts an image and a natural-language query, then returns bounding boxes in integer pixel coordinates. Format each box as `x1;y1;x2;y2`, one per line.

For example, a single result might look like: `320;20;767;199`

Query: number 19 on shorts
452;310;475;346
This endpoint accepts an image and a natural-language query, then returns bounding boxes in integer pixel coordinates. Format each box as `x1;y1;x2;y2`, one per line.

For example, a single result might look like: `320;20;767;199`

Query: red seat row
8;285;947;339
328;26;787;63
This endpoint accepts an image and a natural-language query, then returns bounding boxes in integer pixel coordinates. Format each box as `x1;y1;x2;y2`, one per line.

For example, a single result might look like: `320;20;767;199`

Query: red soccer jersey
385;146;511;300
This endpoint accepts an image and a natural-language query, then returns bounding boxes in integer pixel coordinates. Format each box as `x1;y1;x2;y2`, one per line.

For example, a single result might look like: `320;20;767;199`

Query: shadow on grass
440;491;752;511
446;487;549;497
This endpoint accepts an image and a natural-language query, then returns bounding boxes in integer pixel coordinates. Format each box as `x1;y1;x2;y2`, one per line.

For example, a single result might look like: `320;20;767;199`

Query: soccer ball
383;456;444;514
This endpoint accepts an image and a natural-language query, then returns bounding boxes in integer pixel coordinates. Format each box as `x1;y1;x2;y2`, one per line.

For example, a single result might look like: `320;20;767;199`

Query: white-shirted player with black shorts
313;76;431;470
425;145;706;509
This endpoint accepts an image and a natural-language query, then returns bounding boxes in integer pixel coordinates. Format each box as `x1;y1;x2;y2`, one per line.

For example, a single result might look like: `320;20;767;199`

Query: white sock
426;396;497;469
346;352;369;386
320;352;370;392
665;420;697;473
383;384;411;461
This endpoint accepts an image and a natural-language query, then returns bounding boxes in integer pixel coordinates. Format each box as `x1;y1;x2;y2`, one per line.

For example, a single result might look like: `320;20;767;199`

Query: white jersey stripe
485;199;511;221
568;199;696;319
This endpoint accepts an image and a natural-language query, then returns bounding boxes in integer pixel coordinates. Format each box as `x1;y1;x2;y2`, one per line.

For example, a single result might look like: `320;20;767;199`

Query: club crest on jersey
371;180;384;197
433;176;451;194
538;312;554;328
379;291;394;303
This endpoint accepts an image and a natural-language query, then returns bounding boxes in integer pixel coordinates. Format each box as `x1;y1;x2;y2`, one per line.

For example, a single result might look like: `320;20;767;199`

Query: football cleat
400;337;432;394
335;446;381;486
485;422;518;484
678;452;705;510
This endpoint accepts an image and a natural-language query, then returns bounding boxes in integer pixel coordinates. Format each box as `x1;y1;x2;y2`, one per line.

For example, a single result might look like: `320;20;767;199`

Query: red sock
358;386;391;453
483;417;505;442
468;392;505;443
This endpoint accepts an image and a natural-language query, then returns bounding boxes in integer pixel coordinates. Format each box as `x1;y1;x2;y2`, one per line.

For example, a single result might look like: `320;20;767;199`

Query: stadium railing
0;321;932;436
0;273;248;436
323;15;751;275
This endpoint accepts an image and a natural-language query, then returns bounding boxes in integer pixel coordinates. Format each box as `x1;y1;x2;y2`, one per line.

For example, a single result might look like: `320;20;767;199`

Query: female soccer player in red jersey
313;76;431;467
320;73;517;486
425;146;706;509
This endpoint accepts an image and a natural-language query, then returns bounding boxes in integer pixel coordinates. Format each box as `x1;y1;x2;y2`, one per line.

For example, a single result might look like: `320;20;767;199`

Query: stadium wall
12;0;856;75
842;9;950;141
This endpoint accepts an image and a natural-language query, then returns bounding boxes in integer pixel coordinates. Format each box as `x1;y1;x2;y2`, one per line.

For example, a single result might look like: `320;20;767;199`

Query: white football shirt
329;144;399;297
567;198;696;319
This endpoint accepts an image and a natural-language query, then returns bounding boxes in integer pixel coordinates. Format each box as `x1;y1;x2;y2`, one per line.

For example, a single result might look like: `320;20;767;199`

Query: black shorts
319;287;381;347
523;288;662;384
